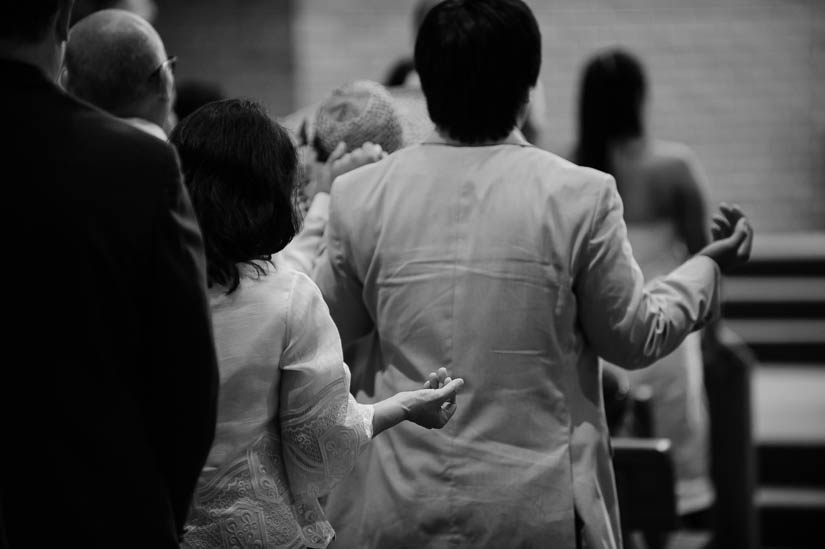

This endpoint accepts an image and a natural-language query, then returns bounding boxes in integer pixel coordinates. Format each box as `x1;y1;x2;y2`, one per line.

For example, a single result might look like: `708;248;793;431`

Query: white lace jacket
183;264;373;548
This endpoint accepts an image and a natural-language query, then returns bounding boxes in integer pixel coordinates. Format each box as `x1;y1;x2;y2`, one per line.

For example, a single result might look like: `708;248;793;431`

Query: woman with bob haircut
316;1;752;548
171;99;464;549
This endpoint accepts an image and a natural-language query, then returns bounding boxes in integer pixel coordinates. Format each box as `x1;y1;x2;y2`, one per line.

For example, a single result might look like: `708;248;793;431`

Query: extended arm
575;177;721;370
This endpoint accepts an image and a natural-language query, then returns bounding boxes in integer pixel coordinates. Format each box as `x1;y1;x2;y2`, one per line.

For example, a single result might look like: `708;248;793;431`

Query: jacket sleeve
279;273;373;499
145;144;219;535
574;176;720;370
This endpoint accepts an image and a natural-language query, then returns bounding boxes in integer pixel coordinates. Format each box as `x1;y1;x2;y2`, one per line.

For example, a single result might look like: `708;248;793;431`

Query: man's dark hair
170;99;300;294
0;1;61;43
574;48;647;174
414;0;541;144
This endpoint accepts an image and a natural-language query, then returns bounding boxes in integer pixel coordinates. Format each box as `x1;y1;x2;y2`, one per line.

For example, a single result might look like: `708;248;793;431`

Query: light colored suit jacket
315;130;720;548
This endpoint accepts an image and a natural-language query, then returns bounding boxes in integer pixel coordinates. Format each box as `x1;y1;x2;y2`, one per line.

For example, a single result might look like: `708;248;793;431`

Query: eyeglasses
148;55;177;81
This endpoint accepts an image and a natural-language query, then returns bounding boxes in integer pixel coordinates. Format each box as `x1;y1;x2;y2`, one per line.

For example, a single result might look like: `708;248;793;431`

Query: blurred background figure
63;9;176;138
173;79;226;122
311;80;404;162
573;47;716;525
301;79;402;216
277;79;397;278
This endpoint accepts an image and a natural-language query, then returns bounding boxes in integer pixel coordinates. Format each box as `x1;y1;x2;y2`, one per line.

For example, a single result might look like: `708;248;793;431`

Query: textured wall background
294;0;825;232
151;0;823;232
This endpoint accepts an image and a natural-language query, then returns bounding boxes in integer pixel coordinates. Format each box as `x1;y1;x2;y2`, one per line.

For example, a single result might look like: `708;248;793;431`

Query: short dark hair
0;1;61;43
414;0;541;144
574;48;647;174
169;99;300;294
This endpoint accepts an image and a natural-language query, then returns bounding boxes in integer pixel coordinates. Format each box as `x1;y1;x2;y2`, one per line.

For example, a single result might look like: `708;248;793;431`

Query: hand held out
698;203;754;272
404;367;464;429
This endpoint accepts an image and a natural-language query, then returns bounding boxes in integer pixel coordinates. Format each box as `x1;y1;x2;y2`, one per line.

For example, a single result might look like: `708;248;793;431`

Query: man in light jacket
315;1;753;547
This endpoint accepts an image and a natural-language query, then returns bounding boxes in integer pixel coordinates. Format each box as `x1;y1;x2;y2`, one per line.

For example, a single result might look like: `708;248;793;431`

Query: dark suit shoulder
4;75;177;184
3;76;182;254
67;95;176;173
57;93;181;213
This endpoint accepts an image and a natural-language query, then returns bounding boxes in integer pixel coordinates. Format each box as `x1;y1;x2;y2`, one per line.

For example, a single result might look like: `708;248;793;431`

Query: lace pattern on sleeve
280;376;373;500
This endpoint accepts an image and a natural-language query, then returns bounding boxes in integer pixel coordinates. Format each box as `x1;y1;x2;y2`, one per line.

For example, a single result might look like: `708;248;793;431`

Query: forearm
579;176;729;372
611;255;721;369
370;377;461;435
371;395;409;437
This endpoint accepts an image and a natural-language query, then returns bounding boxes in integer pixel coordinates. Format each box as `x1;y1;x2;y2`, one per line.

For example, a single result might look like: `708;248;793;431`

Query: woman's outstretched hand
371;367;464;435
406;367;462;429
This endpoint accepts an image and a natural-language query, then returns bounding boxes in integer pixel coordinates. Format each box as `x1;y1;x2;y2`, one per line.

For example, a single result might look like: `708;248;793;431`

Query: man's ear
55;0;75;43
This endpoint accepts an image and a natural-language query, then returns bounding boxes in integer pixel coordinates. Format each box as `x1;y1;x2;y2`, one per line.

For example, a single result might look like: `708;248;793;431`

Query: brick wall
295;0;825;232
148;1;823;231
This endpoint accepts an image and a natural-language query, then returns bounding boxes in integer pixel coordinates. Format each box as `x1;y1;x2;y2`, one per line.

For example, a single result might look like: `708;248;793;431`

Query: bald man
63;9;174;139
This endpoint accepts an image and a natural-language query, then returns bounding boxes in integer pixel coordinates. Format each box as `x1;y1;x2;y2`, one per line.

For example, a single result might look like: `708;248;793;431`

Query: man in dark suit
0;1;219;546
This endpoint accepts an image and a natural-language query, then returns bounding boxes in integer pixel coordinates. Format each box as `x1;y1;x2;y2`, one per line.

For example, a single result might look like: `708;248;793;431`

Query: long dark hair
573;48;647;174
170;99;300;293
